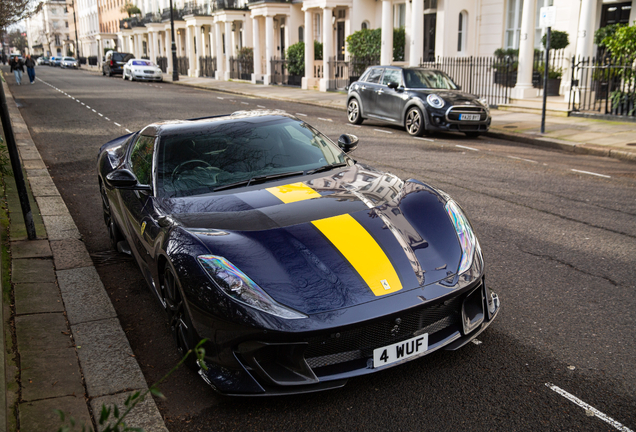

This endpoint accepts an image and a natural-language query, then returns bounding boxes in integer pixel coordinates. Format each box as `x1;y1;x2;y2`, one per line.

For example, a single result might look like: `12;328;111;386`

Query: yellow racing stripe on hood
267;182;321;203
312;214;402;296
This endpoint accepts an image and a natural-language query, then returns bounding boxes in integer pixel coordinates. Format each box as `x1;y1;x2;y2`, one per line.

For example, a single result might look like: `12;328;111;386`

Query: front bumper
194;277;500;396
133;73;163;81
426;105;491;133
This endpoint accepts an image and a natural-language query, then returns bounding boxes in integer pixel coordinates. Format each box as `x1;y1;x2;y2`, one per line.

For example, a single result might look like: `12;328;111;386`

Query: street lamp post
169;0;178;81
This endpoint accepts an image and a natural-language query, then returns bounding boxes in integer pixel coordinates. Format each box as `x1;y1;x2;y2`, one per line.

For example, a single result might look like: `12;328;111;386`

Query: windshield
113;53;133;62
157;117;349;198
64;57;75;61
404;69;458;90
132;60;155;66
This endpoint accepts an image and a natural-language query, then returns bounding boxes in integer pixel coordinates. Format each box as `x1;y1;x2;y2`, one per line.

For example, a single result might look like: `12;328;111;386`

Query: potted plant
540;30;569;95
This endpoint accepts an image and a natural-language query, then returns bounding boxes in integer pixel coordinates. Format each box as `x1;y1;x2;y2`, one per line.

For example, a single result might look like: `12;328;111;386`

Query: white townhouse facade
26;0;71;57
69;0;635;98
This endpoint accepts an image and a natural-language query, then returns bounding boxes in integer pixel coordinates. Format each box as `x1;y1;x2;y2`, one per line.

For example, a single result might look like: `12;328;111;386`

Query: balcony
211;0;248;11
182;1;213;16
161;7;186;21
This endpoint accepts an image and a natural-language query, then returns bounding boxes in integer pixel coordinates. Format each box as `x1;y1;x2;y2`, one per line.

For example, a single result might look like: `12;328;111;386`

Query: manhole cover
90;250;133;266
503;125;518;129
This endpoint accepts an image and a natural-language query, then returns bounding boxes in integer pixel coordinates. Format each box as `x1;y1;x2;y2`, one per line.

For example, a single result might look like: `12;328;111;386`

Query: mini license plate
460;114;481;121
373;334;428;368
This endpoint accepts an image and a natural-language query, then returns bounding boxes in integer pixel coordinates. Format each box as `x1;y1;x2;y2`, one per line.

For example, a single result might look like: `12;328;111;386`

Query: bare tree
0;0;36;30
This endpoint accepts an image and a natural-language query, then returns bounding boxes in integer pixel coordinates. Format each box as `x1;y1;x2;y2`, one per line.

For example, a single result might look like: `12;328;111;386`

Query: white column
575;0;597;60
224;21;232;80
186;26;194;75
154;31;161;62
195;24;203;76
513;0;537;99
302;10;314;90
320;7;333;92
166;29;174;75
409;0;424;66
215;22;224;79
252;17;261;83
243;17;252;49
284;15;290;57
264;15;274;85
148;32;155;62
380;0;393;65
345;7;352;60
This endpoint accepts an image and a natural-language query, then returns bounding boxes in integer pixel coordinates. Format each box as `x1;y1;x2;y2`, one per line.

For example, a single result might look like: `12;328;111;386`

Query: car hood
162;165;463;315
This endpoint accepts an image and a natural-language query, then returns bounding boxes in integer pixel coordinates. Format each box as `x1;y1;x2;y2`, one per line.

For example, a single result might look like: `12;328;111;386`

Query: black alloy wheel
163;263;199;370
347;99;363;125
405;107;426;137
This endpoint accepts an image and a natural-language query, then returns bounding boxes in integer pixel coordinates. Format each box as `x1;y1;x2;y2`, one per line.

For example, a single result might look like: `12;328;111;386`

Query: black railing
156;56;168;72
200;56;216;77
229;56;253;80
88;56;98;66
569;56;636;118
326;56;380;91
78;57;87;65
271;57;302;87
212;0;247;10
177;56;189;75
183;1;212;15
420;56;516;106
161;7;185;21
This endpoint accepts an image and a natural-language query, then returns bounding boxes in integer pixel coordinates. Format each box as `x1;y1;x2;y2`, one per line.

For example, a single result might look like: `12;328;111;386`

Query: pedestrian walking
10;56;24;85
25;55;36;84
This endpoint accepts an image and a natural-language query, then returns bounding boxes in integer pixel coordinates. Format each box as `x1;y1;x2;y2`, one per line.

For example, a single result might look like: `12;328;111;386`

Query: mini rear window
112;53;133;61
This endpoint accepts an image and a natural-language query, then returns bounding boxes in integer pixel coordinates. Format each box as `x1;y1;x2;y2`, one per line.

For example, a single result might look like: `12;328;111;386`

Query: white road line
241;102;249;105
414;137;434;142
81;102;85;105
456;144;479;151
104;117;110;121
98;113;103;117
76;100;80;103
508;155;538;163
114;122;121;127
295;113;308;117
546;384;633;432
92;109;96;113
571;169;611;178
217;97;224;100
257;105;266;108
374;129;392;134
125;128;132;133
319;118;334;122
346;124;361;128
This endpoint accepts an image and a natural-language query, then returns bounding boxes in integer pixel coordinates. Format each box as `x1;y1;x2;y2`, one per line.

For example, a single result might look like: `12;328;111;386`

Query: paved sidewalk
157;73;636;163
1;76;168;431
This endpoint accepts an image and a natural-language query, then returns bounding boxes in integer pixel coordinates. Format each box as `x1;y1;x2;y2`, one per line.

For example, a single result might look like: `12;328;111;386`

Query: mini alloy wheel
405;107;426;137
347;99;364;125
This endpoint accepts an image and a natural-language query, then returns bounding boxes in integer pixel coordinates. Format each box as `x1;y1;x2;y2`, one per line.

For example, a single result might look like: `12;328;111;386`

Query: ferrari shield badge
141;221;147;236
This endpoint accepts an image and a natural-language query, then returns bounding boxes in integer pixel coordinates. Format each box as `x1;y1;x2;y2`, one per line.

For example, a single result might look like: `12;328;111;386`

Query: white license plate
373;333;428;368
460;114;481;121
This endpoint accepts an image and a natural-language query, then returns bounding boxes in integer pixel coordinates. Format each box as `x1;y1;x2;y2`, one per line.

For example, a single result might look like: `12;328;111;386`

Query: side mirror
387;81;399;90
106;169;151;191
338;134;359;153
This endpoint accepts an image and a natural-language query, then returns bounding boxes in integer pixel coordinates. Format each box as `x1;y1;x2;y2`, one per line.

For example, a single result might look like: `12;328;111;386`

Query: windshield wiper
305;163;348;176
213;170;305;192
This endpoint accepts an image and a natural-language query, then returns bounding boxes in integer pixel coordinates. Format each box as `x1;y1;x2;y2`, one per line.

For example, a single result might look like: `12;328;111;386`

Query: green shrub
541;30;569;50
594;23;624;47
314;40;323;61
602;22;636;59
393;27;405;61
286;42;304;76
236;47;253;61
346;27;405;62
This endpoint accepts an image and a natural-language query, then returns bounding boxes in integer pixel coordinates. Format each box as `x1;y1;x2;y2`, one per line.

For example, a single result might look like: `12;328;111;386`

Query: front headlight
198;255;307;319
444;200;478;275
427;94;445;109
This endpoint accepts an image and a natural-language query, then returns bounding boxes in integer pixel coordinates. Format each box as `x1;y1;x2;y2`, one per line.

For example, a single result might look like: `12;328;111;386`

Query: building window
361;20;369;30
424;0;437;9
505;0;523;49
458;11;467;53
394;3;406;28
313;13;321;42
298;25;304;43
66;21;69;28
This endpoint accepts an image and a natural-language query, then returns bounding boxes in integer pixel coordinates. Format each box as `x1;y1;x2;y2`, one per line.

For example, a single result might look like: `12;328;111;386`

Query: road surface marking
92;109;96;113
98;113;103;117
456;144;479;151
76;100;80;103
508;155;538;163
571;169;611;178
114;122;121;127
217;97;224;100
104;117;110;121
81;102;85;105
414;137;434;142
241;102;249;105
295;113;308;117
319;118;334;122
546;384;633;432
374;129;393;134
125;129;132;133
257;105;266;108
346;124;361;128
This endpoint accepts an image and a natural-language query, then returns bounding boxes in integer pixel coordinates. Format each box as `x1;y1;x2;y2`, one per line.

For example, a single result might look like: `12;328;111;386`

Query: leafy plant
535;63;563;79
393;27;405;61
236;47;253;62
594;23;624;48
494;48;519;58
286;42;305;76
601;22;636;59
610;90;636;115
56;339;208;432
541;30;569;51
314;40;323;61
0;139;11;177
120;2;141;17
346;27;406;62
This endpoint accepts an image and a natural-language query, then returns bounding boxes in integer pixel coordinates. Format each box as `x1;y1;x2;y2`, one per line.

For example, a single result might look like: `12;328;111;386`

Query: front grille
447;106;486;122
304;293;466;368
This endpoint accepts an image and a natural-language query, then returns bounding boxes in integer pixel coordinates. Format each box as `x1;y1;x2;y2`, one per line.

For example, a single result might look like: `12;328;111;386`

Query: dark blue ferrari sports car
97;110;499;396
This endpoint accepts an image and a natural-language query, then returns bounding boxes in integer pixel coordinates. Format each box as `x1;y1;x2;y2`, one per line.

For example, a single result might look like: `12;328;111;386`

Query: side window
129;135;155;186
366;68;384;84
381;69;402;86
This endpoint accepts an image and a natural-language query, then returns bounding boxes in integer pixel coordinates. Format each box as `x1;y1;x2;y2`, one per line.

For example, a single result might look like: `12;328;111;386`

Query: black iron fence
569;56;636;118
325;55;379;91
199;56;216;77
271;57;302;87
156;56;167;72
87;56;98;66
177;56;189;75
229;56;253;80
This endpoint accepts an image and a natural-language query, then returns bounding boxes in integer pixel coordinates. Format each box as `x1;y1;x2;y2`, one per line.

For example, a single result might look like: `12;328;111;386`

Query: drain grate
90;250;133;266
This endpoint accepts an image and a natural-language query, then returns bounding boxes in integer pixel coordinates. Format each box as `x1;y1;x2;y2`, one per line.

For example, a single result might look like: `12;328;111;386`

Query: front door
337;22;345;61
423;13;436;62
375;68;405;121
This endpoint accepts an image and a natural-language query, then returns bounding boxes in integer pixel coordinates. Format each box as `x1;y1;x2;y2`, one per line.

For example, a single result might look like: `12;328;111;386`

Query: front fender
347;93;365;118
401;98;430;129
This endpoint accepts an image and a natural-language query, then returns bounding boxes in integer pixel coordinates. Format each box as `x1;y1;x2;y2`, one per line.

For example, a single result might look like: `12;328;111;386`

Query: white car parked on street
61;57;79;69
122;59;163;82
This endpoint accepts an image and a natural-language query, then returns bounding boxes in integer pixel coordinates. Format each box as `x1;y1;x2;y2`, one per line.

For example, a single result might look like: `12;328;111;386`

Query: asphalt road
6;66;636;431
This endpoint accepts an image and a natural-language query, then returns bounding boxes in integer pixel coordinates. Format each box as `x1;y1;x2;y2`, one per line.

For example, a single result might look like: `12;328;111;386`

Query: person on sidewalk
25;55;36;84
10;56;24;85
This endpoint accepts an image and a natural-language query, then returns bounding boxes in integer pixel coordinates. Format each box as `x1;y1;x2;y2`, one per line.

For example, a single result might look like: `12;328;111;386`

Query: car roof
139;110;295;138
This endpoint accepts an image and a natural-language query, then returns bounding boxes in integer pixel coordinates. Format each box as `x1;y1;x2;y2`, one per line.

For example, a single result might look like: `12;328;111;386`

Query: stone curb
1;77;168;431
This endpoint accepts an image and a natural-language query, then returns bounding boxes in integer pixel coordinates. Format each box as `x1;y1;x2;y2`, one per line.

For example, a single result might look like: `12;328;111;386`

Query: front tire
347;98;364;125
100;182;123;251
405;107;426;137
